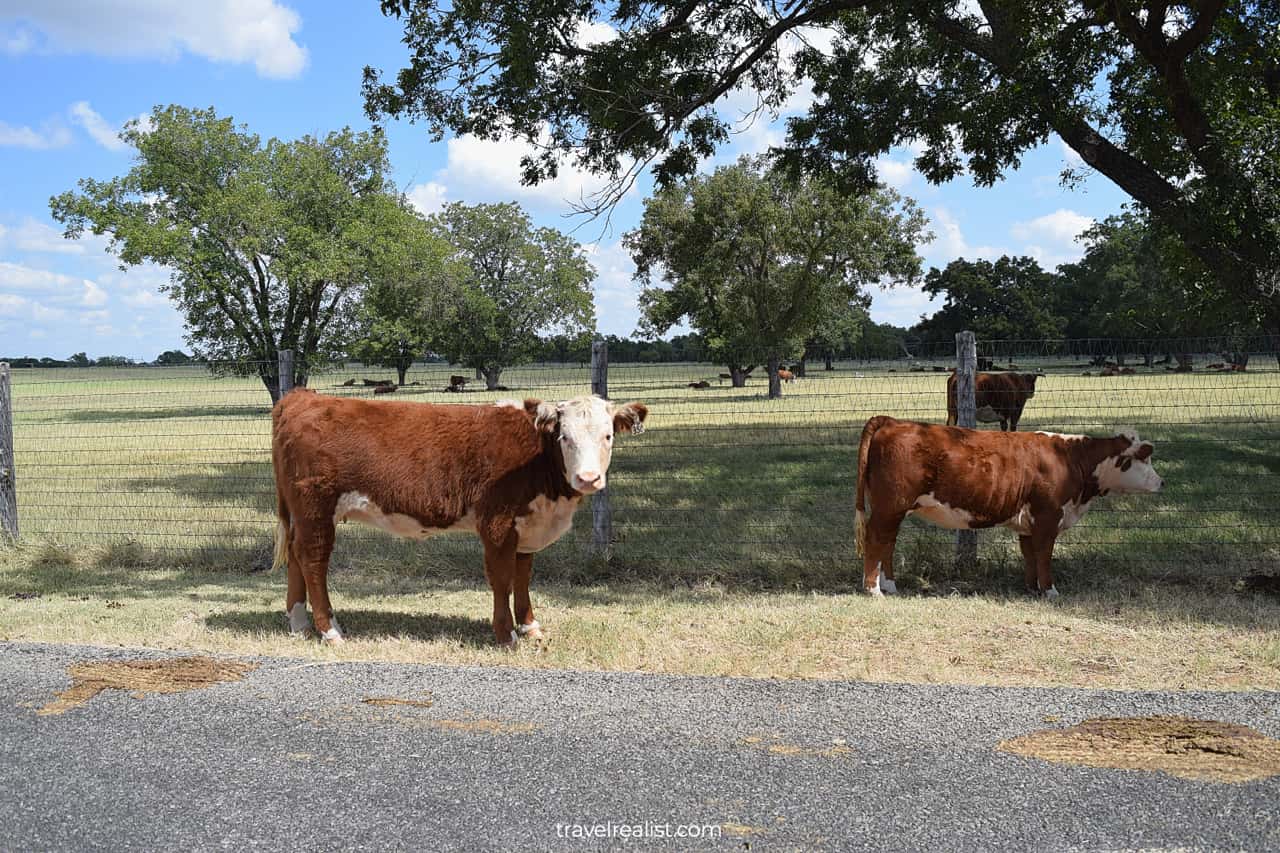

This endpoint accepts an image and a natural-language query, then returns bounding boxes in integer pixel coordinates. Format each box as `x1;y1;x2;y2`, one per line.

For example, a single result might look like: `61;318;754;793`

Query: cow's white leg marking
321;615;345;644
287;602;311;635
508;629;519;646
516;619;543;640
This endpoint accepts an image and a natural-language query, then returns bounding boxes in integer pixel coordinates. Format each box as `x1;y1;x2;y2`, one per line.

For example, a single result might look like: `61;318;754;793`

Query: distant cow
855;416;1162;597
977;356;994;371
946;371;1042;431
687;380;711;389
449;375;468;390
272;392;648;645
341;379;356;387
362;378;394;388
777;369;795;383
373;384;397;394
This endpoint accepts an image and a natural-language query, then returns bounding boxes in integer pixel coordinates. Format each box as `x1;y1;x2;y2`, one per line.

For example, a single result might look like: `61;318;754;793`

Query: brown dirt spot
721;822;766;838
998;716;1280;783
740;734;852;759
362;696;434;708
429;718;536;735
36;656;256;716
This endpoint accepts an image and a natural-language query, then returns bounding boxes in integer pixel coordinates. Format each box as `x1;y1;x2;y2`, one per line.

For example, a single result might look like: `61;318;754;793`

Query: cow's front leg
483;535;518;646
1027;522;1060;599
512;553;543;640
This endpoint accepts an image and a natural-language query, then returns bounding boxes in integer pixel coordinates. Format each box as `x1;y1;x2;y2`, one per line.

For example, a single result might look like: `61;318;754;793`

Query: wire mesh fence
4;336;1278;590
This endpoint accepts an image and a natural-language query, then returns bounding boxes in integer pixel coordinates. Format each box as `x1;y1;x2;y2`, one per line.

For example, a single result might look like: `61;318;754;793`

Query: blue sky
0;1;1130;361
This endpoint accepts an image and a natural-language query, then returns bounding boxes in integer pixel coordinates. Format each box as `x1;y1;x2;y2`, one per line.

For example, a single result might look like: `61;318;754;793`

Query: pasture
1;357;1278;690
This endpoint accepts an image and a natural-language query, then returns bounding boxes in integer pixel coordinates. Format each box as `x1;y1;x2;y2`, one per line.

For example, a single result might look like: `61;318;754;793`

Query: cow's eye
605;434;613;442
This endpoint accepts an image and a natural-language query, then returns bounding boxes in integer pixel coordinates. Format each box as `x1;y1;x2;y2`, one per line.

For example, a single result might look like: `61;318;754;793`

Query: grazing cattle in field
373;383;397;394
341;378;356;387
777;369;795;383
977;356;994;371
362;378;394;388
946;371;1042;431
687;380;711;389
854;416;1162;598
449;375;468;390
271;392;648;645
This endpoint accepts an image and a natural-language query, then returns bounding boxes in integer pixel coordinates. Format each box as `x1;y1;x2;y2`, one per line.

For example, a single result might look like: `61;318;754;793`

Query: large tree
913;256;1066;344
432;202;595;389
364;1;1280;335
348;207;459;385
51;105;404;402
627;158;925;397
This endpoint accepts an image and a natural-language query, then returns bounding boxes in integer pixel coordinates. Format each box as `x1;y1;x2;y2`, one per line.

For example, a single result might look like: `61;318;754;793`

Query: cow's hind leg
292;516;343;643
512;553;542;640
1022;524;1060;599
285;532;310;636
863;512;905;596
483;536;518;646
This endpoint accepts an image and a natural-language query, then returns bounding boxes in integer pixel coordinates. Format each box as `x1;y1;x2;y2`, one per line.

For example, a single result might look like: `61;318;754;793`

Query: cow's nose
575;472;602;491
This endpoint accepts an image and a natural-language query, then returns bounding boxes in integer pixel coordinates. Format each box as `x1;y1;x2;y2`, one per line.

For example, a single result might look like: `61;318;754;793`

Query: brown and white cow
854;416;1163;598
946;371;1042;431
271;391;648;645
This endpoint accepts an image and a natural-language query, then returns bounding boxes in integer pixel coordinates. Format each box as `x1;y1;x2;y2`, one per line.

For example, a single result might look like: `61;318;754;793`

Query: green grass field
2;357;1278;689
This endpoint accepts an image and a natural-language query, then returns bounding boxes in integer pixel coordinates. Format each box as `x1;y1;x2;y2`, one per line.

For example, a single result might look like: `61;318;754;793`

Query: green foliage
365;1;1280;326
915;257;1065;343
154;350;194;366
347;207;459;384
50;105;404;401
430;202;595;388
626;157;925;393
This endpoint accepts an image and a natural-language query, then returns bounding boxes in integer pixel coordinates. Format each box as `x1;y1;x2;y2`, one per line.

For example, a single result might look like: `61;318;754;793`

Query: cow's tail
272;483;290;572
855;416;892;556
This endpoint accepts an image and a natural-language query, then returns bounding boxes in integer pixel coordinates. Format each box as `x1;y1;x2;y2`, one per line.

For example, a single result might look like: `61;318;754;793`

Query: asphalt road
1;641;1277;851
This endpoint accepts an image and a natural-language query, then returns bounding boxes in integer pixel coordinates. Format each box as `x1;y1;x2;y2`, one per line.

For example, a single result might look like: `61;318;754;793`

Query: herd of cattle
271;367;1162;645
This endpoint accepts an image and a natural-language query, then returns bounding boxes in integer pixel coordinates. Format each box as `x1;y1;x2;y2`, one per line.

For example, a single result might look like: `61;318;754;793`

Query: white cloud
407;182;448;216
0;292;67;322
3;27;33;55
93;323;118;337
122;288;168;308
0;119;72;149
81;280;109;306
0;260;83;293
441;128;614;210
1010;208;1093;246
584;240;641;336
875;156;915;190
574;20;616;48
868;283;944;328
68;101;129;152
0;217;82;254
925;207;1009;266
1;0;308;78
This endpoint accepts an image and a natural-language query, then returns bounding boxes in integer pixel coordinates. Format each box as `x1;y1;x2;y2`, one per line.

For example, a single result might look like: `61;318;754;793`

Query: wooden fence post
955;331;977;570
590;339;611;557
278;349;294;398
0;363;17;540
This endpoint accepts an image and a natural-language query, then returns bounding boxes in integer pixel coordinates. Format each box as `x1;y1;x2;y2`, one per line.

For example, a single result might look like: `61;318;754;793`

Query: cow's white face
1096;434;1163;494
527;395;648;494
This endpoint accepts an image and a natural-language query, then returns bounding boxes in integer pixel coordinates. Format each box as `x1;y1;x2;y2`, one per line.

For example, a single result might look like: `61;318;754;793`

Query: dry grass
2;543;1278;691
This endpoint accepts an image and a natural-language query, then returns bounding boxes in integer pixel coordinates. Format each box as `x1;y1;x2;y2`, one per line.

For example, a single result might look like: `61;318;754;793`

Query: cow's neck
535;433;583;503
1074;436;1131;503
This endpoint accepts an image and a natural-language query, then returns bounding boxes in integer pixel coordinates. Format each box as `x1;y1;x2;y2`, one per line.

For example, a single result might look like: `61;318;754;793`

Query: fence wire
6;340;1279;589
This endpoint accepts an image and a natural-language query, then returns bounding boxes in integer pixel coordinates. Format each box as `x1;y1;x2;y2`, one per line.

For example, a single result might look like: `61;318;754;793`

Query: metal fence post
0;363;16;540
278;349;294;398
591;339;611;557
955;331;977;571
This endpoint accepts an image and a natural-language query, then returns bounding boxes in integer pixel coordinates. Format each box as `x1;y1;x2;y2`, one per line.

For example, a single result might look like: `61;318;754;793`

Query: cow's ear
611;401;648;436
1132;442;1153;461
524;398;559;433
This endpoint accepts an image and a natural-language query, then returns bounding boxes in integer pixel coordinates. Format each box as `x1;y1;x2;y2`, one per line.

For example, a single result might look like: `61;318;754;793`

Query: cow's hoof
879;578;898;595
319;616;345;645
516;620;544;641
1043;586;1060;600
499;630;520;649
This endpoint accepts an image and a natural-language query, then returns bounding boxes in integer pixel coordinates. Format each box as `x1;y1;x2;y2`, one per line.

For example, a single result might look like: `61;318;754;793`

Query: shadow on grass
203;608;493;646
59;404;272;424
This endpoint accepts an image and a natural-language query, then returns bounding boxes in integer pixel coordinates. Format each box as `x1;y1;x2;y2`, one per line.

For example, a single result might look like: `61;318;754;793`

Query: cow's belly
1000;498;1093;537
515;495;581;553
334;492;474;539
908;493;974;529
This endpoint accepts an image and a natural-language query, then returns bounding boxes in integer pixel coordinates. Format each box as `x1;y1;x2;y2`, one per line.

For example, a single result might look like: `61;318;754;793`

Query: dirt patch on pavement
740;734;852;759
36;656;256;716
998;716;1280;783
362;696;434;708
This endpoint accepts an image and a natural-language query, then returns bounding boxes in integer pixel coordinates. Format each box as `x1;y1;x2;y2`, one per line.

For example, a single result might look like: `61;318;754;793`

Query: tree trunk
483;365;503;390
263;376;282;405
824;353;834;371
1143;352;1153;367
795;356;807;378
396;362;408;386
767;355;782;399
729;365;748;388
1175;353;1193;372
475;366;484;381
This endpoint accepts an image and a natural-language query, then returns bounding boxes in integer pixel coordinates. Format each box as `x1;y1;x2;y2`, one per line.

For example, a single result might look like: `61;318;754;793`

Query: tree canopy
431;202;596;388
914;256;1065;343
364;1;1280;331
627;157;926;396
50;105;410;401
